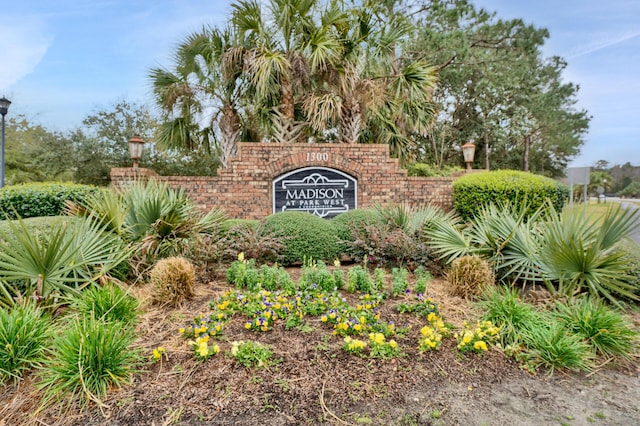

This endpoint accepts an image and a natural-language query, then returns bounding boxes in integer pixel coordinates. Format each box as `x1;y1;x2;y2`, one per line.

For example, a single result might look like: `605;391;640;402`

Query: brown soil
1;269;639;426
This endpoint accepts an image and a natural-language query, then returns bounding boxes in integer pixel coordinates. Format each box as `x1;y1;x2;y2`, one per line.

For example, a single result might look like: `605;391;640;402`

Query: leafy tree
3;115;75;184
408;0;590;176
73;100;218;184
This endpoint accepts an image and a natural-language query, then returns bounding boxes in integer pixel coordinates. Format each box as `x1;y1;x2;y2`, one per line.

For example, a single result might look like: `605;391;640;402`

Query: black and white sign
272;167;357;218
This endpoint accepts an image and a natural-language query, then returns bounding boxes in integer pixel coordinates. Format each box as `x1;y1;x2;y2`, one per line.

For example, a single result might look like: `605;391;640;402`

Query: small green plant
391;267;410;297
299;259;336;292
447;255;494;299
332;261;345;290
342;336;367;356
347;265;374;293
38;315;140;408
456;320;500;354
368;332;400;359
477;286;546;347
70;282;139;326
418;313;449;353
0;302;52;383
189;335;221;360
397;295;440;318
230;340;273;368
553;297;638;359
523;323;594;375
414;266;431;294
373;268;387;293
149;256;196;307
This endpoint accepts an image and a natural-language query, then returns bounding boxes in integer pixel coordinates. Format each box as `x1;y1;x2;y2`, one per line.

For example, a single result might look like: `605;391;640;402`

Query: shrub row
0;182;99;220
453;170;569;222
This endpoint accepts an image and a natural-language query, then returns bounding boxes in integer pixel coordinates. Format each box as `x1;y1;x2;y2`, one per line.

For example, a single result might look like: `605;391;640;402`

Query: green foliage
406;163;462;177
447;255;494;299
0;217;131;307
522;323;594;375
477;287;548;347
299;260;337;292
0;182;100;220
538;204;640;305
226;257;258;290
414;266;432;294
69;283;139;327
149;257;196;307
258;212;340;266
618;181;640;198
0;302;52;383
259;264;293;291
391;267;410;297
347;266;374;294
332;209;383;255
221;219;260;235
230;340;273;368
452;170;568;222
553;298;638;359
38;315;140;408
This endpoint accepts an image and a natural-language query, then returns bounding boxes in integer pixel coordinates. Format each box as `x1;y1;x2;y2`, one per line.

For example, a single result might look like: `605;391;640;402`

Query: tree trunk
219;104;241;168
523;135;530;172
281;75;295;121
484;133;490;170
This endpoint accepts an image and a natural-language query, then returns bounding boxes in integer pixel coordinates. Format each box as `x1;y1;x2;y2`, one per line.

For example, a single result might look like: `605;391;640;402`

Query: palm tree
150;25;247;167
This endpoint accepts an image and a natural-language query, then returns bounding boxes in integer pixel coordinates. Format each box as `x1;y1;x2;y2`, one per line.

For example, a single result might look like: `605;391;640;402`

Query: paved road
607;197;640;246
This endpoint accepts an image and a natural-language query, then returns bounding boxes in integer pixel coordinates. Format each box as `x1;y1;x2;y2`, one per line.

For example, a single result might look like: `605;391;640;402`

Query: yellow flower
179;327;185;334
353;324;362;332
152;347;166;361
462;332;473;344
245;322;252;329
427;312;437;323
389;340;397;349
321;316;328;323
474;341;488;351
369;333;385;345
334;258;341;267
197;341;209;357
238;252;245;262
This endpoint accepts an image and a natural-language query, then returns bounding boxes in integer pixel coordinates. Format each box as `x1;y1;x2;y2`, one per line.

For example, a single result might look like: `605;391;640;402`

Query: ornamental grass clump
150;256;196;307
553;297;638;359
0;302;52;383
447;255;494;299
522;323;594;375
38;315;140;409
70;282;139;326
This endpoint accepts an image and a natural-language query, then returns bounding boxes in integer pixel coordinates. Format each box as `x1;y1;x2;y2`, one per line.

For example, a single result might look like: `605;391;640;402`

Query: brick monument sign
111;143;460;219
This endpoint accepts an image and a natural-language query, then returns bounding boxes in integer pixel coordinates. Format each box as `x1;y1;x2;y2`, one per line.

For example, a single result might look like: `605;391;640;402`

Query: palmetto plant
0;217;131;307
429;200;640;305
70;179;226;261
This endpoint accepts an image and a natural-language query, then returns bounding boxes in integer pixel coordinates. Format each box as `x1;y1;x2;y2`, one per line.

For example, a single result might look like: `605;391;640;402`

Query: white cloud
567;31;640;59
0;17;52;91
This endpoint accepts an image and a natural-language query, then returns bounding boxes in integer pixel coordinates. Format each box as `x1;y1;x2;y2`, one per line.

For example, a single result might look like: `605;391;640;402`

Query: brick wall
111;143;460;219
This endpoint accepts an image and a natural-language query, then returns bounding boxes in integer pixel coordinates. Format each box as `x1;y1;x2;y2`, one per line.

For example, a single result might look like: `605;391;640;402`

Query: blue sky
1;0;639;167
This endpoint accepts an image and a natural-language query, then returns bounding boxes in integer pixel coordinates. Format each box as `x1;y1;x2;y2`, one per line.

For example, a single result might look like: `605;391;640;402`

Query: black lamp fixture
461;141;476;171
0;96;11;188
128;135;145;168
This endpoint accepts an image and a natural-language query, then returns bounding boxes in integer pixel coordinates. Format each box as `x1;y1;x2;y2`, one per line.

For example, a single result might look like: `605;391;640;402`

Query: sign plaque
273;167;357;218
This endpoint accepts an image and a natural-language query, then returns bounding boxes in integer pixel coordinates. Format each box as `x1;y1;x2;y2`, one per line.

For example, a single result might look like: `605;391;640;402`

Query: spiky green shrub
553;297;638;359
38;315;140;408
299;260;336;292
0;182;100;220
406;163;462;177
453;170;568;222
258;212;340;265
0;303;52;383
149;256;196;307
447;255;495;299
523;323;594;375
477;286;547;347
391;267;409;297
0;217;131;307
70;283;139;327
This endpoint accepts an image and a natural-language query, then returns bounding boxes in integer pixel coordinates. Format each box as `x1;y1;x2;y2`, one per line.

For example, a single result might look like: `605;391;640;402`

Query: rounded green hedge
453;170;569;221
0;182;100;220
258;211;341;266
331;208;383;252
